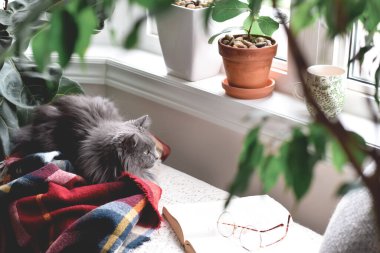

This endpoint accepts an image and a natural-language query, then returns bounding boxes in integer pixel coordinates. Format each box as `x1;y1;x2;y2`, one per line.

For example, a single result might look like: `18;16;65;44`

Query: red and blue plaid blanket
0;163;162;253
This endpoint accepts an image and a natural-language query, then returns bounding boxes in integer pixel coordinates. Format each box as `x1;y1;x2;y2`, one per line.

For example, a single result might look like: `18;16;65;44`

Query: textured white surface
320;188;380;253
132;164;322;252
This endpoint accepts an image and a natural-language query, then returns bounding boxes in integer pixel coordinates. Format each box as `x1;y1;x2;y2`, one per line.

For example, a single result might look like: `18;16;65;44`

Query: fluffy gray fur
11;95;159;184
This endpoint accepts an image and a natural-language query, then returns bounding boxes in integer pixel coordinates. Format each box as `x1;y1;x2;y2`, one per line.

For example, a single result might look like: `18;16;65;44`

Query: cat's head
113;115;159;179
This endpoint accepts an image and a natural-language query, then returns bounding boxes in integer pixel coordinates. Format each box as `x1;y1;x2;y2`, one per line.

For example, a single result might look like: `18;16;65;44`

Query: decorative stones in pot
218;34;277;99
156;2;222;82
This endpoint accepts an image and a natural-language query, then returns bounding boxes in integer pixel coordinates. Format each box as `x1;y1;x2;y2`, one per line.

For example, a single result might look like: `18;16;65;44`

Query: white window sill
64;45;380;149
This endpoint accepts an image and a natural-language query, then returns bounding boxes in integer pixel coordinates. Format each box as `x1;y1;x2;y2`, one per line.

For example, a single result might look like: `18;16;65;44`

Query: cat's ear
120;134;139;149
114;134;139;150
128;115;151;129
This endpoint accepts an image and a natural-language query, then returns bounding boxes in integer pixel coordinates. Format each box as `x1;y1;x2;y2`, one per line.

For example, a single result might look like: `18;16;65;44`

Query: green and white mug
295;65;346;119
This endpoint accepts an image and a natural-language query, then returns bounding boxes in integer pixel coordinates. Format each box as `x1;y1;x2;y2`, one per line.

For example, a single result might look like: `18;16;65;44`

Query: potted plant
155;0;223;82
208;0;280;99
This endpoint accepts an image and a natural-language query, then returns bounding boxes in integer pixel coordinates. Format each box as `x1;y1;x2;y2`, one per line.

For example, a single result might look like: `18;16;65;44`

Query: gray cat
11;95;159;184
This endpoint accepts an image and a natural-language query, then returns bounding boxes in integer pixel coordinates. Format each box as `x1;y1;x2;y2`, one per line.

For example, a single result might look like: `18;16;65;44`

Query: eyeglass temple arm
220;214;292;234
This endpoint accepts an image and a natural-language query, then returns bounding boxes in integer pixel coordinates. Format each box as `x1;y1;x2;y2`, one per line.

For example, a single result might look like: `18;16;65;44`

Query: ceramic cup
294;65;346;119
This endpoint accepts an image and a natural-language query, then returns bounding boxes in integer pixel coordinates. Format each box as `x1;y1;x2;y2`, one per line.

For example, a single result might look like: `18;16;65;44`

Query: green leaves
24;0;114;71
0;98;18;158
0;30;13;70
31;2;99;70
227;121;368;204
309;123;328;160
290;0;319;34
331;138;347;172
291;0;374;37
0;58;83;159
257;16;279;36
0;10;12;27
259;155;282;193
243;14;261;35
31;27;49;72
324;0;366;36
210;0;279;38
226;125;263;206
124;18;144;49
53;10;79;67
284;128;315;200
75;7;97;59
360;0;380;32
330;131;367;172
54;77;84;98
0;58;83;108
248;0;263;15
337;181;362;196
212;0;250;22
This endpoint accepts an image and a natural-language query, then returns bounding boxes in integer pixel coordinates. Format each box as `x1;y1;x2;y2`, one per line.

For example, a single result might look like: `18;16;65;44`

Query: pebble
255;37;266;43
175;0;213;8
234;41;247;48
242;40;254;47
225;34;234;41
220;34;273;49
255;42;267;48
222;39;230;45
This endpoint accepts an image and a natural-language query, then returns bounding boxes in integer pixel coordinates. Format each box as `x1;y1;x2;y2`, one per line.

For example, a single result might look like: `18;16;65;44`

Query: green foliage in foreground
225;0;379;205
226;122;367;206
0;0;90;159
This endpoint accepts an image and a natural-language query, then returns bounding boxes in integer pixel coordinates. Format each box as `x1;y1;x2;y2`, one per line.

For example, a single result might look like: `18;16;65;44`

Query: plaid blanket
0;163;162;253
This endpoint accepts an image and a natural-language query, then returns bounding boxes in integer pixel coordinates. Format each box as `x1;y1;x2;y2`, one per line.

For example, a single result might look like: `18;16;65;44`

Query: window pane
348;22;380;85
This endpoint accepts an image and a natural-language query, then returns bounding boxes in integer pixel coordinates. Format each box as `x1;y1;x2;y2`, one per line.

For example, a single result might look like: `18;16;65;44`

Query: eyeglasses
217;211;292;251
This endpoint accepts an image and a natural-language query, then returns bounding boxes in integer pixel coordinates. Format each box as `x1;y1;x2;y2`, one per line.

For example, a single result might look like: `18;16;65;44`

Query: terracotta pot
222;78;275;99
218;34;278;89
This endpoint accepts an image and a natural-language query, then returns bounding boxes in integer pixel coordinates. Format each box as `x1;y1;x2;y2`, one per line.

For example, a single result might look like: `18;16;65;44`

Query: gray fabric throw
320;187;380;252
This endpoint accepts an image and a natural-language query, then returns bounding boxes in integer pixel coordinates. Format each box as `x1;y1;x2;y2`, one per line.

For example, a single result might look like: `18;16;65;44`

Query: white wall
82;83;354;234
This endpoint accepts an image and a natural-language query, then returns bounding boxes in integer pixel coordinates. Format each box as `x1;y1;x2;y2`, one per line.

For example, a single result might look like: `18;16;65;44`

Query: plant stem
247;14;254;41
3;0;8;10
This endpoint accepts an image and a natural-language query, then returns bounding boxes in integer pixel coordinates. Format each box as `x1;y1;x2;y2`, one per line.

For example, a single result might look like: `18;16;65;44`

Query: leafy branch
225;0;380;233
227;0;380;230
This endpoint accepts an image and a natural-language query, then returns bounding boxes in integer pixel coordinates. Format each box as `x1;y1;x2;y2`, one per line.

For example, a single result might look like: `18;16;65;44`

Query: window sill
64;45;380;149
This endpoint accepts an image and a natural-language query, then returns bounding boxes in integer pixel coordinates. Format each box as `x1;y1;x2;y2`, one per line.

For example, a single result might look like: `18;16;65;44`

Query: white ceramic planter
156;5;222;82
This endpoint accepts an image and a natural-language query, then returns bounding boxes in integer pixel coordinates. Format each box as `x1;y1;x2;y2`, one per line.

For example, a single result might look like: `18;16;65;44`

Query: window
348;22;380;85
